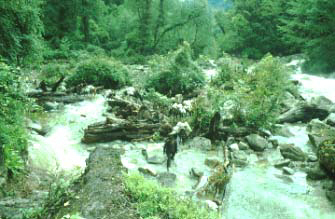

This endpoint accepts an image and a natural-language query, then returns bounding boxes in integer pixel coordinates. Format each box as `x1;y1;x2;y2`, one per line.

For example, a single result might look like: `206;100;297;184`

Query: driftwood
108;97;141;119
278;102;329;123
82;117;162;143
51;76;65;92
27;91;85;104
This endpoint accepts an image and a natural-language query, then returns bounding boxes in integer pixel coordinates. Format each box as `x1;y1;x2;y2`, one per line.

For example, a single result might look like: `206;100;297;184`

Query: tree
281;0;335;73
0;0;43;63
216;0;295;59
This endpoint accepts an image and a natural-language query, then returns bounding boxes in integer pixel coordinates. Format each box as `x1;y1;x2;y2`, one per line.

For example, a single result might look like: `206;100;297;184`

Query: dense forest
0;0;334;71
1;0;335;218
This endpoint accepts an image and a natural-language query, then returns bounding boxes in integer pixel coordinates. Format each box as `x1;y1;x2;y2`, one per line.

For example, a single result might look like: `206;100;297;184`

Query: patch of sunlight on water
28;95;107;177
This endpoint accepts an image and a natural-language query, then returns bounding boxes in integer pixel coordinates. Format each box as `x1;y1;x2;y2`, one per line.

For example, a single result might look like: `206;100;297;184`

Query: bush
124;173;219;219
39;62;73;85
146;42;205;97
238;54;291;128
66;57;131;89
0;62;28;177
191;54;291;134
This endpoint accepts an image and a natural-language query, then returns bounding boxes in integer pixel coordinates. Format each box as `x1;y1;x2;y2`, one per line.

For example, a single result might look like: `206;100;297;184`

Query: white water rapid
28;95;107;178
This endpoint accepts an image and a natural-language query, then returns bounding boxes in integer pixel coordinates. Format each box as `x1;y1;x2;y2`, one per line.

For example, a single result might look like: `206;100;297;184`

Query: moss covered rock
319;139;335;175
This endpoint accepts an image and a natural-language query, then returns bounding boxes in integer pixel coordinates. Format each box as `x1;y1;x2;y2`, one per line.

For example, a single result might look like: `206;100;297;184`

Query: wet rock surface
246;134;268;152
279;144;306;161
42;147;139;219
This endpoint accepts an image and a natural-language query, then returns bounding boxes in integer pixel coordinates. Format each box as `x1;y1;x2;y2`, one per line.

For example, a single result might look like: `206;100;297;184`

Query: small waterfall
28;95;107;178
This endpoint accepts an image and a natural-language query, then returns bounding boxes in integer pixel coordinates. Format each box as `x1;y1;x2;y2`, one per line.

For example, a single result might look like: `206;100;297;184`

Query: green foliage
216;0;296;59
0;0;44;63
192;54;291;134
124;173;219;219
319;139;335;175
39;62;73;85
143;89;173;112
0;62;28;177
66;57;131;89
281;0;335;73
146;42;205;96
237;55;291;128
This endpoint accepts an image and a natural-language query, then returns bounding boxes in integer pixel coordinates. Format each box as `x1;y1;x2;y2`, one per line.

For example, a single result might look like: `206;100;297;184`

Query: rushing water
26;59;335;218
222;60;335;219
28;95;107;178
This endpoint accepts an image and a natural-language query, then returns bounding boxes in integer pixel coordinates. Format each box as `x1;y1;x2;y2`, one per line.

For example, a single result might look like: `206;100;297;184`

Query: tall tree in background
43;0;79;47
281;0;335;73
0;0;43;63
216;0;295;59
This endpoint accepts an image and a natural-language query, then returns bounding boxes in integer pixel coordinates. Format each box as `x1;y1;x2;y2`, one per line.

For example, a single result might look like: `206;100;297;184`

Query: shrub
124;173;219;219
191;54;291;134
238;54;291;128
39;62;72;85
0;62;28;177
146;42;205;97
66;57;131;89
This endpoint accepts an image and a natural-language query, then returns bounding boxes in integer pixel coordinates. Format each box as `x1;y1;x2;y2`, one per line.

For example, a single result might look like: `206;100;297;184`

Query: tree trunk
138;0;152;55
82;0;90;42
82;118;162;143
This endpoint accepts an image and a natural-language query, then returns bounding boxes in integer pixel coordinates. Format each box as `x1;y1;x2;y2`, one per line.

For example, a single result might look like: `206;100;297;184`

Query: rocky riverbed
1;59;335;219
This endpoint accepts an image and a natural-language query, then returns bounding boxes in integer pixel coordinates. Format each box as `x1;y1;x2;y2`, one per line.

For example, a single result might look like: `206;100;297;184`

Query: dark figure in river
163;122;191;171
163;134;181;171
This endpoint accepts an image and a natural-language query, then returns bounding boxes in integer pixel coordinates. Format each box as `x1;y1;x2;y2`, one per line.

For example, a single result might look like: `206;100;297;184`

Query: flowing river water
27;61;335;218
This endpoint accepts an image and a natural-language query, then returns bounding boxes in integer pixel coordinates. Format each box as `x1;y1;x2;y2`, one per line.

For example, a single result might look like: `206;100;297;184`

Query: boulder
232;151;248;167
278;102;329;123
326;191;335;204
273;125;294;137
307;119;335;149
205;158;222;168
269;139;279;148
238;141;249;150
282;167;294;175
279;144;306;161
246;134;268;152
188;137;212;151
325;113;335;127
274;159;291;168
205;200;219;211
142;148;166;164
138;167;157;177
307;154;318;162
306;165;328;180
229;143;239;151
309;96;334;112
318;139;335;175
157;172;177;187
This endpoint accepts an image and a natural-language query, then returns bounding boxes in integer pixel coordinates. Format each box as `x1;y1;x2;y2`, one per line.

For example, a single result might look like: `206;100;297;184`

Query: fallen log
82;118;162;143
278;102;329;123
27;91;85;104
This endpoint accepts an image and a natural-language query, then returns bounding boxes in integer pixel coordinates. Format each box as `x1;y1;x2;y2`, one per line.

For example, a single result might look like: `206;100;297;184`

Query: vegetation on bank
191;54;292;135
124;173;219;219
0;61;28;178
145;42;205;96
1;0;335;73
66;57;131;89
